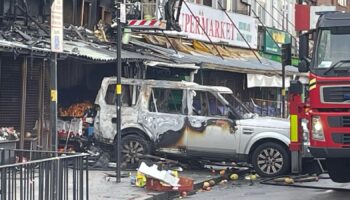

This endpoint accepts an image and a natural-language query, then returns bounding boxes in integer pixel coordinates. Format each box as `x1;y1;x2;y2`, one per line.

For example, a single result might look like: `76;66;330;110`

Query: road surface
186;180;350;200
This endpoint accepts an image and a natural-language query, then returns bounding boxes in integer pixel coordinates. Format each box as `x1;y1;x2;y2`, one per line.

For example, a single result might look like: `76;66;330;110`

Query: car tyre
119;135;151;169
251;142;290;177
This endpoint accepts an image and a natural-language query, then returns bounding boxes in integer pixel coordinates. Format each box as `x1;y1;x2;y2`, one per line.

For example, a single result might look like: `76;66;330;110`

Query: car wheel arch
244;132;290;155
248;137;290;162
114;127;153;144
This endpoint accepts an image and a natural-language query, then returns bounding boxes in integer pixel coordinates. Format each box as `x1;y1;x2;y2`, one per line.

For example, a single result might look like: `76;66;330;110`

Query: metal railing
0;149;89;200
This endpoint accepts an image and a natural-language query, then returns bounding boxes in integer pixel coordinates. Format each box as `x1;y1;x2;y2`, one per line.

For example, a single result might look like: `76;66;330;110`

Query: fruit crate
145;177;193;192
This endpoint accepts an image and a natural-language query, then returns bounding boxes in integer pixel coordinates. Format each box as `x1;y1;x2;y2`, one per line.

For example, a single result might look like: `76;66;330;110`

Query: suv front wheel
251;142;290;177
119;135;151;169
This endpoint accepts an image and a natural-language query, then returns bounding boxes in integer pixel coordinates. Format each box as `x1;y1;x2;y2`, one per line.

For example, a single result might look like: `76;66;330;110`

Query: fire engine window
105;84;139;106
149;88;185;114
192;91;228;117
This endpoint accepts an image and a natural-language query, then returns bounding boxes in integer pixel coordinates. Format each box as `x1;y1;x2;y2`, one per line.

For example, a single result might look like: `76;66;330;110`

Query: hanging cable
251;9;281;50
217;1;262;64
255;0;283;28
182;1;224;60
272;5;296;29
253;0;298;50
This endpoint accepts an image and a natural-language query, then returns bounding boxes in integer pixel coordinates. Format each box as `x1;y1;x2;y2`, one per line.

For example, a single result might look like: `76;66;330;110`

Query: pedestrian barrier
0;148;89;200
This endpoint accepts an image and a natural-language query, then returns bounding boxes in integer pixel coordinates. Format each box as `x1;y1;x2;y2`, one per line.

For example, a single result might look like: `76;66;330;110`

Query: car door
95;81;139;142
138;86;188;152
185;90;238;158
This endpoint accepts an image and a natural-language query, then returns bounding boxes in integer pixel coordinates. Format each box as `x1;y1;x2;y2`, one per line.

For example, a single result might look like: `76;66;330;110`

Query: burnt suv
93;77;290;177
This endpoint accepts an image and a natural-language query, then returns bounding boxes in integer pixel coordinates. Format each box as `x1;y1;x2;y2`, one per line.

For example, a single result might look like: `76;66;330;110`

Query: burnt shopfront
0;39;165;151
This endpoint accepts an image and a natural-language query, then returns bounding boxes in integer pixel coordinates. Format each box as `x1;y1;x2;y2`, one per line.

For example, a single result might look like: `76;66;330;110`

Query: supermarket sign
167;3;258;49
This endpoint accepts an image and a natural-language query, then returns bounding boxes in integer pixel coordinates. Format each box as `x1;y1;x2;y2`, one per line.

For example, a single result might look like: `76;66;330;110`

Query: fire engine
289;11;350;183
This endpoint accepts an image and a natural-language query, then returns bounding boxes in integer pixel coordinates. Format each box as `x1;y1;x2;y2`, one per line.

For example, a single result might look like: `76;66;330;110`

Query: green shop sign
260;52;299;66
264;27;291;55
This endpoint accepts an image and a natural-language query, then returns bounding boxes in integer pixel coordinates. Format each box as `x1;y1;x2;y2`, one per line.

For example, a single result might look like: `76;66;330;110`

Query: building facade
251;0;297;38
0;0;298;150
316;0;350;11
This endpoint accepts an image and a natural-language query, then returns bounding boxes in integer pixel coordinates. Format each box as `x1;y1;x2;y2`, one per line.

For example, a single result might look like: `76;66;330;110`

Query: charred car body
93;77;290;177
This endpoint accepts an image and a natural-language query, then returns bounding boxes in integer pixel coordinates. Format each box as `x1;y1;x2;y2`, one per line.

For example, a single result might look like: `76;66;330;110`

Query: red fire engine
289;12;350;183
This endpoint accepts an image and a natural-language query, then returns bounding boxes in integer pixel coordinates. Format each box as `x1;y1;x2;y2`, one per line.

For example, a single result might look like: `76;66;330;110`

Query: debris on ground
135;162;194;193
138;162;180;186
269;175;319;185
244;174;257;181
140;154;186;170
209;180;215;186
230;173;239;180
202;181;210;189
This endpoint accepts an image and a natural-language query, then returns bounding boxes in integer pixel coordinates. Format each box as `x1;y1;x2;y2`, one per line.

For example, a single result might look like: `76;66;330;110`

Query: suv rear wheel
119;135;151;169
251;142;290;177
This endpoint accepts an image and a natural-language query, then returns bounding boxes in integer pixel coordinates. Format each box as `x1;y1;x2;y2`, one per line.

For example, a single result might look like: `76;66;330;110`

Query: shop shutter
0;57;44;133
25;59;41;133
0;57;22;130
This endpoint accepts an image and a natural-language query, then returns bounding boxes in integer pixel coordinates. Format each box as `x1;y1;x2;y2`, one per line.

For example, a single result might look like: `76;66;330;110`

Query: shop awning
144;61;199;70
0;39;166;62
130;39;300;76
247;74;309;88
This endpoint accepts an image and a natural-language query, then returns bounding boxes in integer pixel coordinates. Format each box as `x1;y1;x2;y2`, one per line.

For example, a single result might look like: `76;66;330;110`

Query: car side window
149;88;185;114
192;90;228;117
105;84;140;106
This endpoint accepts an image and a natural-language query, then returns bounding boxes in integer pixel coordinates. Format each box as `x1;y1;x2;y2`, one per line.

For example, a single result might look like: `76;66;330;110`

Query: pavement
88;169;224;200
88;168;350;200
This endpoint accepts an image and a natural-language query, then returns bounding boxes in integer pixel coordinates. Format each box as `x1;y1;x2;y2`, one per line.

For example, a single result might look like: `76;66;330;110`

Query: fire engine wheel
251;142;290;177
326;158;350;183
120;135;151;169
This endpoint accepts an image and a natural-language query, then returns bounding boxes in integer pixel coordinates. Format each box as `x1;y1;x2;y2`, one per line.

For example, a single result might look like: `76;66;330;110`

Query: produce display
0;127;20;140
59;102;93;118
57;118;83;137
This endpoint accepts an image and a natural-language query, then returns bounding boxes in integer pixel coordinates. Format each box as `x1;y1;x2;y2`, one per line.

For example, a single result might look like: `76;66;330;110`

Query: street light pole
115;0;122;183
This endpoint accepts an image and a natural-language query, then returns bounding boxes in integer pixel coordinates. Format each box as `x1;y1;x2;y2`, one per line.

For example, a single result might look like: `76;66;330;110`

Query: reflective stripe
51;90;57;102
290;114;298;142
115;84;122;95
309;84;317;91
309;78;316;85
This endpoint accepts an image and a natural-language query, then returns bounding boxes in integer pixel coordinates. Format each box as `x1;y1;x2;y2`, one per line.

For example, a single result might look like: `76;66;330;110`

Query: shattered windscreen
220;94;254;119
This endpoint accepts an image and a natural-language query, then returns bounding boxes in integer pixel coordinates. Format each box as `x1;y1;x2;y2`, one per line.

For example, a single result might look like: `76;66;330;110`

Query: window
315;27;350;70
338;0;347;6
105;84;140;106
256;0;266;24
149;88;185;114
203;0;212;7
213;0;226;9
192;90;228;117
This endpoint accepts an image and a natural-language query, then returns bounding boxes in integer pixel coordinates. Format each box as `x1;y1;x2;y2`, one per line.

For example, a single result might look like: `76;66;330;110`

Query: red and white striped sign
127;19;166;29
